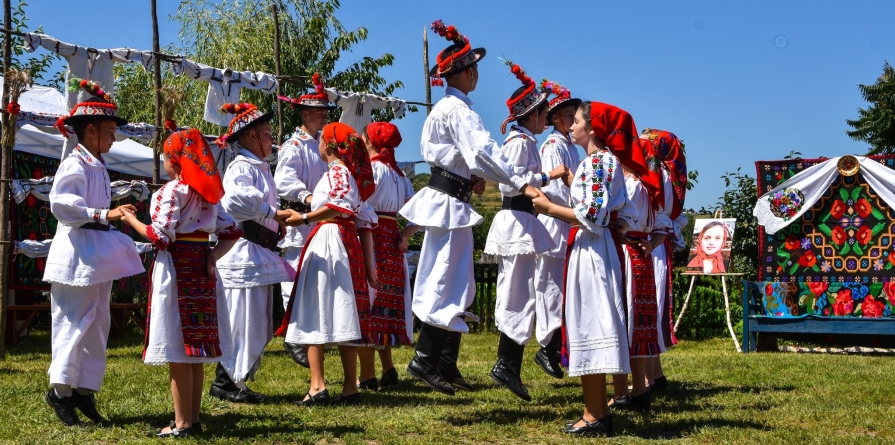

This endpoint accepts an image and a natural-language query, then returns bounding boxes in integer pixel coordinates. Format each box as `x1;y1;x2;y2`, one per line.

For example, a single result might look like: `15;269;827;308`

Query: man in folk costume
274;73;335;368
533;79;581;380
210;103;297;404
483;61;568;401
399;20;544;396
640;128;687;393
43;78;145;425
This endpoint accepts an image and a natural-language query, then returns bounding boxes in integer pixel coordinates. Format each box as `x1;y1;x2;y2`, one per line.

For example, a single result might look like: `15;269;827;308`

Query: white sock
235;381;248;390
53;385;72;398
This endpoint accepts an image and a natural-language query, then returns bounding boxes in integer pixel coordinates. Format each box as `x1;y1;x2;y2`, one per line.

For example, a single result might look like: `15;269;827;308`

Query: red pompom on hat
498;59;547;134
218;102;273;144
540;78;581;122
56;76;127;138
429;20;486;87
279;72;338;110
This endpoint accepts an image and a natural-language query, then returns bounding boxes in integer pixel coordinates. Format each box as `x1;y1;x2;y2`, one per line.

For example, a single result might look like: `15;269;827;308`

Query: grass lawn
1;331;893;444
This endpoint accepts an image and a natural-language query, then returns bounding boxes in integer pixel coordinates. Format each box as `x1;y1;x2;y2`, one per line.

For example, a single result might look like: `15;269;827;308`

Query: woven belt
80;222;110;231
240;220;280;252
286;200;311;213
501;195;534;214
427;166;474;203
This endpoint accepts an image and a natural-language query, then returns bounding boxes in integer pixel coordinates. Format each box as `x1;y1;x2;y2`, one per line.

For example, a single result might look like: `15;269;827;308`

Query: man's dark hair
71;118;106;141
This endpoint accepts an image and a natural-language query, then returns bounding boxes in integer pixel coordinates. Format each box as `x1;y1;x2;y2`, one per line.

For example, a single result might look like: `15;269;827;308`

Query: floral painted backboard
755;156;895;319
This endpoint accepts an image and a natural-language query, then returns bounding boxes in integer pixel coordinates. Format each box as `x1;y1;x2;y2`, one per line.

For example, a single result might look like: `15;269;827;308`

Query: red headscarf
321;123;375;201
366;122;404;177
642;128;687;220
164;128;225;204
589;102;662;209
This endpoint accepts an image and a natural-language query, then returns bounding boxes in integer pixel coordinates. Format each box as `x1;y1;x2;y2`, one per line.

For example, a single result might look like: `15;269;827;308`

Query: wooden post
423;27;431;115
150;0;162;183
0;0;12;359
271;1;284;144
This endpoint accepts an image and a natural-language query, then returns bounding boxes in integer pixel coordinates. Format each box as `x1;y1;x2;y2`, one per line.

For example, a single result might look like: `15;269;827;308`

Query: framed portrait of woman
687;218;736;274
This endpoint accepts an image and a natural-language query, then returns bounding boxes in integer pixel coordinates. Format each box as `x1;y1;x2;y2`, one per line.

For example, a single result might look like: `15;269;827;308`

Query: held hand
118;209;138;226
278;222;287;241
471;175;486;195
398;235;410;253
531;190;552;214
284;210;305;226
548;164;569;180
273;209;295;224
615;227;631;245
107;204;137;221
366;268;381;291
206;252;217;280
639;239;653;255
304;194;313;205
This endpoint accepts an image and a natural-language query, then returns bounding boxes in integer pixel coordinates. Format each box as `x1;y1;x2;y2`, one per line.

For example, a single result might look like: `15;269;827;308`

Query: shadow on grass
110;412;365;439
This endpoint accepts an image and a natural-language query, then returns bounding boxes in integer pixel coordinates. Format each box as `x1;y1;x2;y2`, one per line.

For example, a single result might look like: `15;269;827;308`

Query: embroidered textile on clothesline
12;177;150;204
14;239;156;259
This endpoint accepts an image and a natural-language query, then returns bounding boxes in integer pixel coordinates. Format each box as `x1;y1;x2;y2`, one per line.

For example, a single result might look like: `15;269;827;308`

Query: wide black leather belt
428;166;474;203
241;220;280;252
286;200;311;213
80;222;110;231
501;195;534;214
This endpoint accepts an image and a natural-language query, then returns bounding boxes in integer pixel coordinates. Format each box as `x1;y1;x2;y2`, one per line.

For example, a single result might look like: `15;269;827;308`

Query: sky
21;0;895;210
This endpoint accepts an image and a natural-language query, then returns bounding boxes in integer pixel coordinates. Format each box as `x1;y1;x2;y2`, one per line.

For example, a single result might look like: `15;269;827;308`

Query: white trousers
218;283;273;383
48;281;112;392
412;226;475;333
280;246;303;310
495;253;537;345
652;243;669;353
534;254;565;347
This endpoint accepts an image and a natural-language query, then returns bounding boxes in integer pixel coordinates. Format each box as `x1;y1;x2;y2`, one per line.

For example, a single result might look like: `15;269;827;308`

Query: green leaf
818;224;833;237
870;282;883;297
871;208;885;220
789;263;800;274
839;188;849;202
812;265;820;272
851;186;862;201
841;243;852;256
871;222;886;236
854;245;864;256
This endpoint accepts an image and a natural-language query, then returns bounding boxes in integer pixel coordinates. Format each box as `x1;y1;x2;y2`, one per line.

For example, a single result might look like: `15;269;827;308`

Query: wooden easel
673;209;743;352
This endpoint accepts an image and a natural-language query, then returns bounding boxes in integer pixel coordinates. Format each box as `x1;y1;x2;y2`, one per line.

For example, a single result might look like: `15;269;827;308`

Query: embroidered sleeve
573;152;626;234
48;159;110;227
355;202;378;229
213;201;243;240
325;165;357;217
147;183;180;249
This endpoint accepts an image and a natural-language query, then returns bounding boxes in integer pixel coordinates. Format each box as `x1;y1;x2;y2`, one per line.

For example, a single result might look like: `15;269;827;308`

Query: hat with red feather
54;77;127;137
278;72;337;110
540;78;581;122
498;59;547;134
428;20;486;87
217;103;273;145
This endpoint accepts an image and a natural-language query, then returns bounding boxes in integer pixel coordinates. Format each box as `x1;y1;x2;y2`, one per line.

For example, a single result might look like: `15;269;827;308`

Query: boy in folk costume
43;78;145;426
121;129;242;437
277;122;379;406
210;103;297;404
533;79;582;380
356;122;417;390
484;61;567;401
641;129;687;393
399;20;543;396
531;101;637;437
274;73;334;368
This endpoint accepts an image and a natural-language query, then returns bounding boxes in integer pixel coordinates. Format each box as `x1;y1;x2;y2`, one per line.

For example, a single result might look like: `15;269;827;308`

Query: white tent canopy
5;77;169;179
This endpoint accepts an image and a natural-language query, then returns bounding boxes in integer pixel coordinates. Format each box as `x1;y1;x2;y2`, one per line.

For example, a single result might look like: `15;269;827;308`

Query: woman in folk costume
484;60;567;401
532;101;638;437
210;103;297;404
355;122;417;390
274;73;335;368
641;128;687;392
399;20;541;396
43;78;144;426
121;129;242;438
608;121;667;413
533;79;582;380
277;122;379;406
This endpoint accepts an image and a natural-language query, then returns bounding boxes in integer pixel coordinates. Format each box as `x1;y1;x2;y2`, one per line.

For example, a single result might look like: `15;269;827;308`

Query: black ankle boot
284;342;310;368
406;323;455;396
438;331;473;391
533;331;564;379
490;333;531;401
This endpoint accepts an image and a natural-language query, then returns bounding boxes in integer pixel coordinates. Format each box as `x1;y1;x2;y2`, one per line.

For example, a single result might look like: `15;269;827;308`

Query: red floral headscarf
164;128;225;204
589;102;662;208
366;122;404;177
642;128;687;219
322;122;375;201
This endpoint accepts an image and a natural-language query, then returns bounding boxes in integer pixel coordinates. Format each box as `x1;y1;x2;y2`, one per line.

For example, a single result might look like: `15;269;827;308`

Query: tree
846;61;895;155
717;168;759;280
1;1;62;86
114;0;414;135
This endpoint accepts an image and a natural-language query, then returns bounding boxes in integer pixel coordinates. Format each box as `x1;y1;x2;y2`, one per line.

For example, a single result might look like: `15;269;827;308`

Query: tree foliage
717;168;759;280
114;0;413;138
846;61;895;155
1;1;62;87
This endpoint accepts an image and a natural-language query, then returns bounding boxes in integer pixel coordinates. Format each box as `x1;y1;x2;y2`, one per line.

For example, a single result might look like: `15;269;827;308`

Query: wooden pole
423;27;431;115
0;0;12;359
150;0;162;183
271;1;284;144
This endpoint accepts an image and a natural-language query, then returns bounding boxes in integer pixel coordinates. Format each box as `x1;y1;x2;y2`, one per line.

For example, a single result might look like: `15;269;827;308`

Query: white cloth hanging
13;177;149;204
325;88;406;132
753;156;895;234
14;239;154;258
169;56;278;126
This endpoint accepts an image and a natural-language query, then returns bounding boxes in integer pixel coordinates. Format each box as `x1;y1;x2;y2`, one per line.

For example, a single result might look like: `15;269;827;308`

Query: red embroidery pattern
626;244;660;357
368;216;412;346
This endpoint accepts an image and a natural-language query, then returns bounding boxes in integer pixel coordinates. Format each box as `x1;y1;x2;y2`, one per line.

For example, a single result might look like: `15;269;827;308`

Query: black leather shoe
358;377;379;391
71;391;106;423
490;334;531;401
45;389;79;426
331;392;362;406
533;348;564;379
490;363;531;401
209;385;267;404
609;394;632;410
438;331;474;392
562;417;612;437
284;342;310;368
379;367;400;388
650;376;668;392
407;357;455;396
407;323;455;396
149;426;194;438
169;421;202;434
294;389;331;407
630;391;651;410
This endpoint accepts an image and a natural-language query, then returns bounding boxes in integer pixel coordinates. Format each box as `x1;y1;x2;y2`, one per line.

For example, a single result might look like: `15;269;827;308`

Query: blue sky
22;0;895;210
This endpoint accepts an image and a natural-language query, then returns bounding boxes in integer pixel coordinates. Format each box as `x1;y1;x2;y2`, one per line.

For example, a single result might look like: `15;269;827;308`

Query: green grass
1;331;893;444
